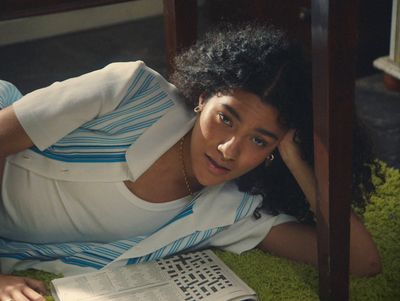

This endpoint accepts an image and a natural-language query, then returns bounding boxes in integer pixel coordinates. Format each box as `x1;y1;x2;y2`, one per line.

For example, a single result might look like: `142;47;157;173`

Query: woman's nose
217;137;240;161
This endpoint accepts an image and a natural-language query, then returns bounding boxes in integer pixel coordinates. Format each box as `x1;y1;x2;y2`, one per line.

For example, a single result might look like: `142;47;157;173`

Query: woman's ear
196;93;208;112
198;93;207;107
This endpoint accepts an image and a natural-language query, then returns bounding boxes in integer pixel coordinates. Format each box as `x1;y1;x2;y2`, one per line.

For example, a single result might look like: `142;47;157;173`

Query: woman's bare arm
0;105;33;195
258;130;382;277
0;106;33;157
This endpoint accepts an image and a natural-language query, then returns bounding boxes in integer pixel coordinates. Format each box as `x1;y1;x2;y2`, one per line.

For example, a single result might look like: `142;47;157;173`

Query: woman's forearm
0;106;33;157
278;134;382;276
348;212;382;276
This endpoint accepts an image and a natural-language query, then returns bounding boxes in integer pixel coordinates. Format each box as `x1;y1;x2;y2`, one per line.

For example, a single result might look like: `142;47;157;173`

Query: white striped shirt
0;63;295;275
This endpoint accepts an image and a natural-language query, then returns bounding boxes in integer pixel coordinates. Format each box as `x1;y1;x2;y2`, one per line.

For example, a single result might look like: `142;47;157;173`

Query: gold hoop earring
194;106;201;113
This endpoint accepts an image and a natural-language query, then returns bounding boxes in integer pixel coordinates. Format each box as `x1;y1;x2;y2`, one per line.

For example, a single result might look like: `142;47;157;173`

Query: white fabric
196;211;297;253
0;62;297;274
1;161;191;243
13;61;144;151
10;61;194;183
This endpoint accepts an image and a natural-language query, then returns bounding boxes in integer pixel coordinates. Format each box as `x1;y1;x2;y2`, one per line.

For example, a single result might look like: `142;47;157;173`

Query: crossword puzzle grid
157;251;234;301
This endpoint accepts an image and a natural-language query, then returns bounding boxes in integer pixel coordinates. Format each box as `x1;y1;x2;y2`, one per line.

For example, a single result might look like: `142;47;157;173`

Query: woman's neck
124;133;202;203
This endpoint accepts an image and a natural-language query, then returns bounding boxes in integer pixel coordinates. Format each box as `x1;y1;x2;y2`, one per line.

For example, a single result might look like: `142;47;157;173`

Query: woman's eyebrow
222;103;279;140
222;104;241;121
255;128;278;140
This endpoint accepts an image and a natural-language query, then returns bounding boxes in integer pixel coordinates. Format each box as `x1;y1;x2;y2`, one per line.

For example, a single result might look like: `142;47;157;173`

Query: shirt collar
125;97;196;181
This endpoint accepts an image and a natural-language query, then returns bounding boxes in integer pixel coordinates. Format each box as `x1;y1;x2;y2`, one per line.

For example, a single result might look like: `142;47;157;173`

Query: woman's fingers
9;289;30;301
23;278;47;296
21;286;46;301
278;129;302;162
0;275;46;301
0;295;14;301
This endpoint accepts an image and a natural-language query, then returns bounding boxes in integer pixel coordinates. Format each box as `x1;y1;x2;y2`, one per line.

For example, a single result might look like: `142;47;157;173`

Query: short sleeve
13;61;144;150
196;210;297;254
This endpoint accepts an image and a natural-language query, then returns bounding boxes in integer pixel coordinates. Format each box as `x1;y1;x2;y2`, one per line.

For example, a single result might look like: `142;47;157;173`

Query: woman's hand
277;129;303;166
267;130;382;277
277;128;317;212
0;274;47;301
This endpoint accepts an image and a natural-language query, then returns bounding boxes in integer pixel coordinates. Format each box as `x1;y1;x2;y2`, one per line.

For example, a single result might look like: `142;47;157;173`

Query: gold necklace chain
179;136;193;196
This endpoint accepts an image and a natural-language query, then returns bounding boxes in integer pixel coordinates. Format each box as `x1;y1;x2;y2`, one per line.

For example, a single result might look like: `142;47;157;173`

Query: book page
52;263;169;301
52;250;257;301
153;250;257;301
86;283;184;301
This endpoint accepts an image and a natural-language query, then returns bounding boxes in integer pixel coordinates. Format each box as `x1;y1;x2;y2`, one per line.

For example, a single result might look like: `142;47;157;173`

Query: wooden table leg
163;0;198;74
312;0;359;300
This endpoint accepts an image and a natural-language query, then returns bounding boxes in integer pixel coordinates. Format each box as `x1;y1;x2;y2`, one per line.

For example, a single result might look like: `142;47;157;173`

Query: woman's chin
195;172;229;188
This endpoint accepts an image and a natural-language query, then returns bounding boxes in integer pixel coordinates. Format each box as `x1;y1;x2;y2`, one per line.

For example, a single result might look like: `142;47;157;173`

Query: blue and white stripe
234;193;259;222
1;69;174;163
41;70;174;163
0;191;256;269
0;76;261;270
0;80;22;109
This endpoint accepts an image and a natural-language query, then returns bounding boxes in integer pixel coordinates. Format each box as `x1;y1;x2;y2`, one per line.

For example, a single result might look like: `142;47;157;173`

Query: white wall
0;0;162;46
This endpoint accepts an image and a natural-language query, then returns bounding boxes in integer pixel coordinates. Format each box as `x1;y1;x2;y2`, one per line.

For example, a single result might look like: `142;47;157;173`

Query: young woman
0;24;381;301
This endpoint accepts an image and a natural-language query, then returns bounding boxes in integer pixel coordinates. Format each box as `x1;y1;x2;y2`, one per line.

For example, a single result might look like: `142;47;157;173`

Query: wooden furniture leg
163;0;197;74
165;1;359;299
312;0;359;300
5;0;358;299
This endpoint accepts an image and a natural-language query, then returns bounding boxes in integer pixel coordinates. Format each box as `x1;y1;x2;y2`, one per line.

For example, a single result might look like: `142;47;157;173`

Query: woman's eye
252;137;267;147
218;112;232;126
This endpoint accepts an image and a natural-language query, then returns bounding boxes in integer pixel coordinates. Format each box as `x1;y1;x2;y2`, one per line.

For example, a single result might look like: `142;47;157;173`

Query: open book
51;249;257;301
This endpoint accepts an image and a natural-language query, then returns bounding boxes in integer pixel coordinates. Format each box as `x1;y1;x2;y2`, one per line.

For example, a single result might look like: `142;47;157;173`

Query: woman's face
189;89;287;187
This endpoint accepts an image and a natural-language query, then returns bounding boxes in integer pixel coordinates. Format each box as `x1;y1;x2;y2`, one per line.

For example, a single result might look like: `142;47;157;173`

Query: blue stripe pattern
0;191;256;269
0;80;22;109
43;69;174;163
0;78;259;269
0;199;195;268
1;68;174;163
234;193;258;222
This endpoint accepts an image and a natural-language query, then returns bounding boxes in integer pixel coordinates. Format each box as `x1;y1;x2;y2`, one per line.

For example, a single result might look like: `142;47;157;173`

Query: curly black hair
170;23;379;222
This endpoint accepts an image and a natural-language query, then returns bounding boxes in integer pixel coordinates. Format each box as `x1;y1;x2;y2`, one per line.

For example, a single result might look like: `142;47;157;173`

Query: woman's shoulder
103;60;181;103
103;61;167;84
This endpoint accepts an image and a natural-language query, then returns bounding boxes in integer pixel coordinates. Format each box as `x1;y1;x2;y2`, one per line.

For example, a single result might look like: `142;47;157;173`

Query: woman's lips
205;155;230;175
